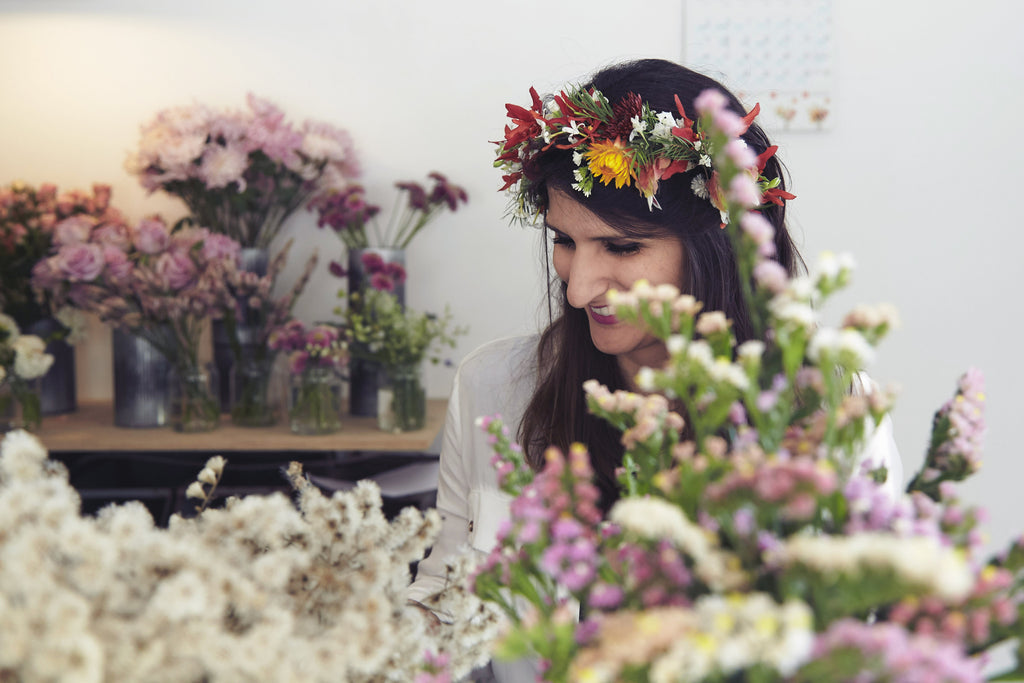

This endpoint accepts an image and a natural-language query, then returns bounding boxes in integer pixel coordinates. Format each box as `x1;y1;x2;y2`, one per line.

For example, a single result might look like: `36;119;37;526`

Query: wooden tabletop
33;399;448;454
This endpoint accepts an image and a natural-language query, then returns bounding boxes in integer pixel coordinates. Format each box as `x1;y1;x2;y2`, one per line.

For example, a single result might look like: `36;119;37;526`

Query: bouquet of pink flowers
31;213;241;372
268;320;348;434
126;94;360;249
461;92;1019;682
0;180;118;330
309;171;468;251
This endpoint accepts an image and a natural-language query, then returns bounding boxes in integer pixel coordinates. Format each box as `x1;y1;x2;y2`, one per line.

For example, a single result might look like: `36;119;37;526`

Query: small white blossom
635;367;657;392
691;175;709;200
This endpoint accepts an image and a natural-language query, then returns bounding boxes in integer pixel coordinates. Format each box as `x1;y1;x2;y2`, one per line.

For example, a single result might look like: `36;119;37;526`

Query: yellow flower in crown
583;138;634;189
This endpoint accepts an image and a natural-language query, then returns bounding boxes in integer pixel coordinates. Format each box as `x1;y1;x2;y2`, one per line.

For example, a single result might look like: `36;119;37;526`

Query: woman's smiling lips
588;303;619;325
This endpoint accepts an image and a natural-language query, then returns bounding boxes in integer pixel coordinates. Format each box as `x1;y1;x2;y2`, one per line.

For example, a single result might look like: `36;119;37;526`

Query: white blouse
407;334;903;680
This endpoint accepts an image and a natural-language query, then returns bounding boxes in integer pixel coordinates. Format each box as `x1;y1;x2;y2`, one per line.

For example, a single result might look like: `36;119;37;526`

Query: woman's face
547;190;686;381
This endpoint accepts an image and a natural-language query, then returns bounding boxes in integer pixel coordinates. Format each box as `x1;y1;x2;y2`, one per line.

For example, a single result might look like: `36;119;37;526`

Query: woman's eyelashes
548;229;642;256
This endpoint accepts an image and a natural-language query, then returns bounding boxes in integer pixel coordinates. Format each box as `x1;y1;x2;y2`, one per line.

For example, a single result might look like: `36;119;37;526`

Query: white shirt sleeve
406;369;471;612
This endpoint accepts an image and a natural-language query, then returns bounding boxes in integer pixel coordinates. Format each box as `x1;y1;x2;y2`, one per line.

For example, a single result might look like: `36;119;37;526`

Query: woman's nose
564;248;607;309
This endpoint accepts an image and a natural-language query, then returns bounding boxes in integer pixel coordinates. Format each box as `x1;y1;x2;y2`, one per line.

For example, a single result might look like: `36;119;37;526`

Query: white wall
2;1;1023;552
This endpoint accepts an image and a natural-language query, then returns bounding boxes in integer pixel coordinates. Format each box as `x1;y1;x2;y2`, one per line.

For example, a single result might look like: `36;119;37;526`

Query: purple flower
55;243;105;282
288;349;309;374
133;217;171;254
588;583;624;609
328;260;347;278
52;215;94;246
154;249;198;289
201;233;241;263
102;245;133;283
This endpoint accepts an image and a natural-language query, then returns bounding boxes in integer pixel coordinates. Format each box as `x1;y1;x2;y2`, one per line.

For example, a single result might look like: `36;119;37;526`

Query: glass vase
169;364;221;433
377;363;426;433
288;366;343;435
230;356;280;427
0;377;42;432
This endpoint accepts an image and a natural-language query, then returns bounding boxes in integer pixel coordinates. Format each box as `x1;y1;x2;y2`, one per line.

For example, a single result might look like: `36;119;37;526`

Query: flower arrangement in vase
32;214;243;432
455;92;1021;682
309;171;468;252
126;93;361;250
337;285;465;433
220;240;318;427
268;320;348;435
0;312;53;431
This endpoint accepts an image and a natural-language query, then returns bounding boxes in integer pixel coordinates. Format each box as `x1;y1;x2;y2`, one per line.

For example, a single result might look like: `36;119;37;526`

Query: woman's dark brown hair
517;58;802;510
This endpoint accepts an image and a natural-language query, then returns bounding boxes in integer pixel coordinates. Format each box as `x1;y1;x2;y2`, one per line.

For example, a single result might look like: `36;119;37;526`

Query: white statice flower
843;302;901;331
770;300;816;331
709;358;750;391
0;429;49;483
666;334;687;355
771;532;973;602
737;340;766;362
696;311;730;336
807;327;875;367
635;367;657;392
11;334;53;380
686;339;715;369
572;149;584;166
699;153;713;168
629;114;648;142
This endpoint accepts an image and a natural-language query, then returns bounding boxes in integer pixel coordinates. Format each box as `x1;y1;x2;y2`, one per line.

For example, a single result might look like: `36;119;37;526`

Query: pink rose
30;258;61;290
93;221;133;250
103;245;133;283
133;217;171;254
201;234;241;263
53;215;94;246
56;243;105;282
154;249;197;290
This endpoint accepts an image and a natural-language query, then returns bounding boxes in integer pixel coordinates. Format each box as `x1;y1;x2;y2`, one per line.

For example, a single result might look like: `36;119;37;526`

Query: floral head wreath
494;84;795;224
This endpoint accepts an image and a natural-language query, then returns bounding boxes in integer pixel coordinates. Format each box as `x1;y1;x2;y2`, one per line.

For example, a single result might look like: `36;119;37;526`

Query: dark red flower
328;260;347;278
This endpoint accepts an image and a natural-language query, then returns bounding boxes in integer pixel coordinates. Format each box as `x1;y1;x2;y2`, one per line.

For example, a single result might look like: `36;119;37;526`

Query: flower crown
495;84;795;223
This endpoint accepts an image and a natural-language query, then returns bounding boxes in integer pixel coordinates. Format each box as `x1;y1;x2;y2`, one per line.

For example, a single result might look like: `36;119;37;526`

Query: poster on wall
684;0;835;133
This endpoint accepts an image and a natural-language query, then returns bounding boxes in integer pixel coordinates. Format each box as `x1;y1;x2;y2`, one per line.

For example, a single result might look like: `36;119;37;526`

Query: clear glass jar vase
377;363;426;433
230;356;280;427
169;364;220;433
0;377;42;432
288;366;343;435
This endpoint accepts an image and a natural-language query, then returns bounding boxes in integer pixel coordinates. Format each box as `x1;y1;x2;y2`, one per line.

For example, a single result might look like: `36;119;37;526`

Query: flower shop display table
34;399;447;525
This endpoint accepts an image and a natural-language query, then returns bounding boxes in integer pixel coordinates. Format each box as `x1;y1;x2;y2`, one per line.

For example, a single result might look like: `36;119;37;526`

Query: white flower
0;429;49;483
635;367;657;392
666;335;687;355
771;300;816;330
737;340;765;361
11;334;53;380
651;111;678;139
572;150;584;166
709;358;749;391
0;312;20;341
185;481;207;500
685;340;715;370
807;327;875;367
699;153;712;168
696;311;730;336
54;307;87;345
629;114;647;142
691;175;709;199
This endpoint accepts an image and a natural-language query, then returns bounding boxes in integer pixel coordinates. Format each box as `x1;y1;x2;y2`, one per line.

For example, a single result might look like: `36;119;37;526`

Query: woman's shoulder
458;334;538;373
453;334;539;398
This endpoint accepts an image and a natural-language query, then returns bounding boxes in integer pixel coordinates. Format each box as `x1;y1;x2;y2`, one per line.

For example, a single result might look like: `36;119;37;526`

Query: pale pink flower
55;243;105;282
740;212;775;246
199;144;248;190
200;234;240;263
93;221;133;250
133;217;171;254
694;89;728;116
728;173;762;208
753;260;789;294
154;249;197;290
725;138;757;170
102;246;133;283
52;215;94;246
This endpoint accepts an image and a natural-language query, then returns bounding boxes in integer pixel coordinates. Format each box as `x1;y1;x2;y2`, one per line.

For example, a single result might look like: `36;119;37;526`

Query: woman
408;58;901;673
